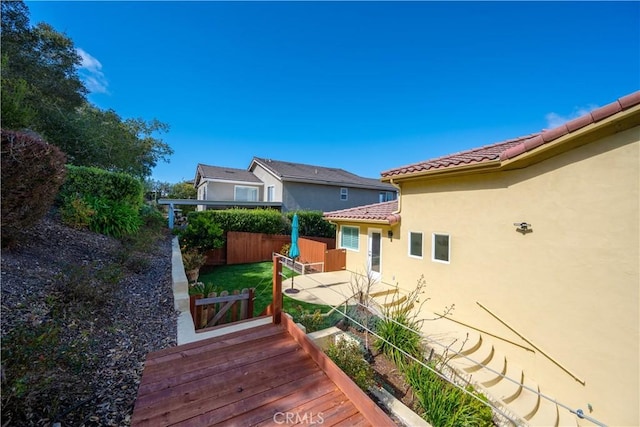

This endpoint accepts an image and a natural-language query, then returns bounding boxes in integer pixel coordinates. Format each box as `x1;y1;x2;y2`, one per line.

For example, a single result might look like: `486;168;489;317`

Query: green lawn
197;262;343;330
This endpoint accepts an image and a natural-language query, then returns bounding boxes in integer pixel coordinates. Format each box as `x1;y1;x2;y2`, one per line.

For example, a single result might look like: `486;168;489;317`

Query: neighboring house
324;91;640;427
193;163;274;211
194;158;396;212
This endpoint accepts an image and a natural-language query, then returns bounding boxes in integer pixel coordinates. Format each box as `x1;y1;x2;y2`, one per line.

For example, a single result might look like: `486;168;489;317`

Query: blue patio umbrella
286;213;301;293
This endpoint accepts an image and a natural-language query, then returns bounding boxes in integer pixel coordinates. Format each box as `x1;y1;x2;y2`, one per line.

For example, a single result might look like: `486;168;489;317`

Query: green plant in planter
325;336;374;391
182;249;206;271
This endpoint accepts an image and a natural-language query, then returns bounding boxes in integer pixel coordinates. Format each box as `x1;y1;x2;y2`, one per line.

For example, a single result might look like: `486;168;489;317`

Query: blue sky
26;1;639;184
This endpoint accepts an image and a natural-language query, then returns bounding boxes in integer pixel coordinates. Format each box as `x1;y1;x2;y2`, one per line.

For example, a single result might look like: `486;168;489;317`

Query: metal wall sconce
514;222;532;235
388;230;394;241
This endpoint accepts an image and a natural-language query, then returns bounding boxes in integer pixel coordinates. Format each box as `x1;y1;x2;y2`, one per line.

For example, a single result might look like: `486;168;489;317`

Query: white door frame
368;228;382;282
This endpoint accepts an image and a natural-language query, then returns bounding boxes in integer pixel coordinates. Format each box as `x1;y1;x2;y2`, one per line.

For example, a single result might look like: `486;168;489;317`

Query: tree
62;105;173;178
1;1;87;131
1;1;174;179
168;182;197;200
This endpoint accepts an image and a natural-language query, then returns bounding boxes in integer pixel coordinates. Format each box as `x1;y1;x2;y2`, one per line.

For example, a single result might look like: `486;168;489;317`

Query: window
340;188;348;201
267;185;275;202
432;233;450;263
409;232;423;258
340;226;359;250
235;186;258;201
379;191;396;202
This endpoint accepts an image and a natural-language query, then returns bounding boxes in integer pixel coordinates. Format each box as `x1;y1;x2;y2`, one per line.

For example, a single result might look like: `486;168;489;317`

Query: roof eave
499;103;640;171
381;159;502;183
324;217;392;225
285;176;392;190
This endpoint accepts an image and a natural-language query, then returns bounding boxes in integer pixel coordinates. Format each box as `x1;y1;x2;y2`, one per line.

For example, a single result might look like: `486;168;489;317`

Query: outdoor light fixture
514;222;532;235
388;230;394;241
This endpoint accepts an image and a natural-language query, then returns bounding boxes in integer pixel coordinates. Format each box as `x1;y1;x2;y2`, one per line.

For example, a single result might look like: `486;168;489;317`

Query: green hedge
188;209;289;235
285;210;335;238
186;209;335;237
59;165;143;209
58;165;145;238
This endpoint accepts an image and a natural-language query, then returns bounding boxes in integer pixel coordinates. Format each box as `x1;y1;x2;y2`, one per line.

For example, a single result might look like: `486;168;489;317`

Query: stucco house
194;157;396;212
324;91;639;426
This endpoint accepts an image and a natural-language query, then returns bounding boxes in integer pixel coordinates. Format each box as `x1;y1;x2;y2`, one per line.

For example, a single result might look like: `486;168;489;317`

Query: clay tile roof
381;90;640;179
324;200;400;224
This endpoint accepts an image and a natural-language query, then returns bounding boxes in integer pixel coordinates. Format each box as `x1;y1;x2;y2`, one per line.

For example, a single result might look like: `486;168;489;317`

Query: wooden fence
204;232;343;271
324;248;347;272
190;288;254;330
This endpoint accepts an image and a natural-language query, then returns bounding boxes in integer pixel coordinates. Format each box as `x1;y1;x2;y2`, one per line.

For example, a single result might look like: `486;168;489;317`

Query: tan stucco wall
343;127;639;426
250;164;283;202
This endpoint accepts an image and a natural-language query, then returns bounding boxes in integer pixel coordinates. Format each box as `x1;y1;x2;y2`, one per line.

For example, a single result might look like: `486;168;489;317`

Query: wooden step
528;393;559;426
484;361;523;404
507;377;540;420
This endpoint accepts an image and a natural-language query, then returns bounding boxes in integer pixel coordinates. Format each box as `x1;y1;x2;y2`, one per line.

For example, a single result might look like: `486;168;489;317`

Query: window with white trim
267;185;275;202
432;233;450;263
340;226;359;251
235;185;258;201
340;188;348;201
409;232;423;258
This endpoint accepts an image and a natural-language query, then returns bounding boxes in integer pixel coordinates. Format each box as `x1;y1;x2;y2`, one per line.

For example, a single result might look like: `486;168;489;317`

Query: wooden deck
131;315;395;426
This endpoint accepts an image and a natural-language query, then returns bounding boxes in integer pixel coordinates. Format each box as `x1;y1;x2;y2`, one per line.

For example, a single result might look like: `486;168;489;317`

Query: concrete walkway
281;269;398;307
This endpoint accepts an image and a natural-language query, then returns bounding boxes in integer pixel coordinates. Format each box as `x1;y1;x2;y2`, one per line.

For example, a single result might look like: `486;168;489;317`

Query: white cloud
77;48;109;94
545;104;598;129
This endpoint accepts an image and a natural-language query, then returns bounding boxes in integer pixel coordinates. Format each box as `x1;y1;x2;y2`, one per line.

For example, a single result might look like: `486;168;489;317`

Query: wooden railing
190;288;254;330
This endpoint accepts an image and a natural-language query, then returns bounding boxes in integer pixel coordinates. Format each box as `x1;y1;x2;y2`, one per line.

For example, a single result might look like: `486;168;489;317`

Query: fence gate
190;288;255;330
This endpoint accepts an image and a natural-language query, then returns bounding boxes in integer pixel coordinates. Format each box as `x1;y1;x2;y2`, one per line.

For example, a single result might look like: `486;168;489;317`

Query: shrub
279;243;291;256
1;130;67;244
177;213;224;252
375;309;424;368
292;305;325;333
374;278;428;368
188;281;220;296
325;336;374;391
59;165;144;209
60;195;95;229
404;362;493;427
85;196;142;238
182;248;207;271
285;210;335;238
139;204;166;230
195;208;289;235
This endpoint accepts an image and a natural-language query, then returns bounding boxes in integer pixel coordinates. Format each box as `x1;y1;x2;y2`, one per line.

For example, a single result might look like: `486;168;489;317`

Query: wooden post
247;288;254;319
231;290;239;322
272;255;282;324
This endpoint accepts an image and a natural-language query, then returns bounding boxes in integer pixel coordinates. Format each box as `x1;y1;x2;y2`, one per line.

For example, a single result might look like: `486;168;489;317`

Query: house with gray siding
194;164;266;211
194;158;396;212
